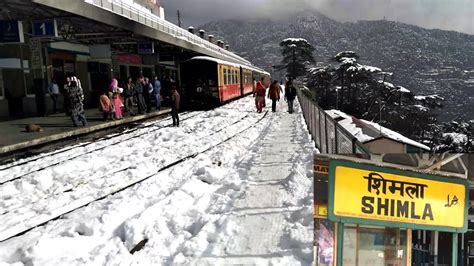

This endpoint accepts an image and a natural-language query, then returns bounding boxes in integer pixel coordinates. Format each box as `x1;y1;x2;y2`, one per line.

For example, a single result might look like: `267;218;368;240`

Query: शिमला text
361;172;434;221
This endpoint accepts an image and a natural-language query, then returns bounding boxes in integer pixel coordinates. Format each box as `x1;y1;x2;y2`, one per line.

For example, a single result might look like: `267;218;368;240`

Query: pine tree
279;38;315;78
306;51;445;148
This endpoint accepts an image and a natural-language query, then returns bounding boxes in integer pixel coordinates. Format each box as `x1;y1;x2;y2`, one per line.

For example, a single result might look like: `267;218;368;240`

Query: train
179;56;271;108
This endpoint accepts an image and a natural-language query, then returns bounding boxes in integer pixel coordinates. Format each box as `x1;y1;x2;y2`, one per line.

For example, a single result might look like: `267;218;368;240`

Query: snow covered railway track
0;111;202;186
0;111;198;172
0;111;269;242
0;111;253;216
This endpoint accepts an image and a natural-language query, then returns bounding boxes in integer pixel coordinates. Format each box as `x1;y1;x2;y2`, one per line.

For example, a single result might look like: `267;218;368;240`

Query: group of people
254;77;297;113
99;76;162;121
98;75;181;126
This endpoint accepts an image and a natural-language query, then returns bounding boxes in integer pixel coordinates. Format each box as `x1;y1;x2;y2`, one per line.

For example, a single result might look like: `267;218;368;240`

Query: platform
0;107;171;155
189;98;316;265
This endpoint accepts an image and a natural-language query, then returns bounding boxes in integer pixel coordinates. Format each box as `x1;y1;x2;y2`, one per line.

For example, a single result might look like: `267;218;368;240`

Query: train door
239;67;244;96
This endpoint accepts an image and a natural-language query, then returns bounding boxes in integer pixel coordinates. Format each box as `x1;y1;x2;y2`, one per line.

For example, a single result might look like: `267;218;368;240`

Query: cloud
160;0;473;34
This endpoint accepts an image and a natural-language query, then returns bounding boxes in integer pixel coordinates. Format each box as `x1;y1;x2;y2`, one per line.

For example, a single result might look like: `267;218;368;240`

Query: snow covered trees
278;38;315;78
307;51;445;148
432;120;473;152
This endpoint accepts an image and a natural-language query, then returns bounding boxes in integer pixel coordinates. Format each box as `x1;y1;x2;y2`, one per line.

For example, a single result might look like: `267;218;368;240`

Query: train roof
184;56;270;76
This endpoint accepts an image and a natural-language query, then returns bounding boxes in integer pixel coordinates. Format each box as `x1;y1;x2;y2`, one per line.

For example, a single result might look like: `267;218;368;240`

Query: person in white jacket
47;79;60;113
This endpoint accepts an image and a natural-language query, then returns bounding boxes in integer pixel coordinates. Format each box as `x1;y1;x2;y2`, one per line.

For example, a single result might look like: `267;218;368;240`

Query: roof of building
326;109;430;151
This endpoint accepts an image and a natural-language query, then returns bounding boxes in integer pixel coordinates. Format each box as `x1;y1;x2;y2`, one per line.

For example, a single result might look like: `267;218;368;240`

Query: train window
223;69;227;85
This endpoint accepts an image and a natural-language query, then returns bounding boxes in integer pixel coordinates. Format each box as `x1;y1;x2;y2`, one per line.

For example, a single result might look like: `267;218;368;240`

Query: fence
87;0;250;66
297;88;370;156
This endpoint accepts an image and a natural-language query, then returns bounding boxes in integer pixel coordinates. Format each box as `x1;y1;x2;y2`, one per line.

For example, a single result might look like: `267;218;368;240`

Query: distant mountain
200;11;474;121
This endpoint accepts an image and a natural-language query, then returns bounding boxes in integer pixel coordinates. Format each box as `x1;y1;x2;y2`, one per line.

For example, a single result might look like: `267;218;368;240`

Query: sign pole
336;222;344;266
453;233;458;266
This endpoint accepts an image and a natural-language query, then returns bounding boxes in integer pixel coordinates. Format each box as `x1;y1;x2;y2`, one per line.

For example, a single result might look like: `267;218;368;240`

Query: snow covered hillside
201;11;474;121
0;95;315;265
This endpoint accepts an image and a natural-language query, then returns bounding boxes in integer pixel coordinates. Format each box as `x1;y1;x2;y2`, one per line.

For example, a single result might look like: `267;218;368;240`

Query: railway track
0;111;197;171
0;110;269;242
0;111;203;185
0;111;253;216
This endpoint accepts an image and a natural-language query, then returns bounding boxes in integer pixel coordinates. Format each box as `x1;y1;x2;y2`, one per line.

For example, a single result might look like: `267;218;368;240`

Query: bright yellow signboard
329;161;468;232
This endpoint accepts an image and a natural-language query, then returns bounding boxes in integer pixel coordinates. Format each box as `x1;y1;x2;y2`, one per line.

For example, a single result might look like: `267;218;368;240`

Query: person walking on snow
268;80;282;112
171;85;180;126
285;79;297;114
255;77;266;113
153;76;162;111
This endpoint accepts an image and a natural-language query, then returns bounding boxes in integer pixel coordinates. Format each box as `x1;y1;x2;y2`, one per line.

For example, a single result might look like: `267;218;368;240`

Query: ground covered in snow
0;95;314;265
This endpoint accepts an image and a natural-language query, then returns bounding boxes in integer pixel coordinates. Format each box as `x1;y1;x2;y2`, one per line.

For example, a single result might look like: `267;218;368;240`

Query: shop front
314;158;468;266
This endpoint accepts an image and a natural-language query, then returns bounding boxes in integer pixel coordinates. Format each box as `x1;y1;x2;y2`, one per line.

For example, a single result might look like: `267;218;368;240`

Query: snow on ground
0;94;314;265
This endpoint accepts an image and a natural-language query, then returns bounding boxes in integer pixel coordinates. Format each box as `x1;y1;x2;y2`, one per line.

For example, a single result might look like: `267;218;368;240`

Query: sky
160;0;473;35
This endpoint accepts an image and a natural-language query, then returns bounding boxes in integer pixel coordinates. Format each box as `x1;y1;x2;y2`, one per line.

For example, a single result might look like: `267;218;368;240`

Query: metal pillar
453;233;458;266
432;230;439;265
336;222;344;266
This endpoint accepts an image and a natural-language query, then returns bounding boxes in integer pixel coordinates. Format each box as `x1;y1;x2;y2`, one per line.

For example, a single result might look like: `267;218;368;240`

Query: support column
336;222;344;266
432;231;439;266
453;233;458;266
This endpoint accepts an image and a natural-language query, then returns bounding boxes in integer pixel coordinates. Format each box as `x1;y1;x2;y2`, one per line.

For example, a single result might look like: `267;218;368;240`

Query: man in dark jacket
285;79;297;114
123;77;136;116
171;86;180;126
135;76;147;114
268;80;282;112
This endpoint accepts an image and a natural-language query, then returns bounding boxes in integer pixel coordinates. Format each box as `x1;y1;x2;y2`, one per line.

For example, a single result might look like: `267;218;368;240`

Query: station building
0;0;249;118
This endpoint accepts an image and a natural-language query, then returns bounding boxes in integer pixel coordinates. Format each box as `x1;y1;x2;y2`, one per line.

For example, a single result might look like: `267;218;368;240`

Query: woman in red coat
255;79;266;113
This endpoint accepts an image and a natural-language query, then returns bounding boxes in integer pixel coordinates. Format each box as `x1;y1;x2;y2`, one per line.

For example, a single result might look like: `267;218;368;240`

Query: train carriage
240;67;254;95
179;56;270;108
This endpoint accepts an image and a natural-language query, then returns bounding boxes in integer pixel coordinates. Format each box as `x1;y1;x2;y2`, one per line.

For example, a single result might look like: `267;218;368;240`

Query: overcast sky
160;0;473;34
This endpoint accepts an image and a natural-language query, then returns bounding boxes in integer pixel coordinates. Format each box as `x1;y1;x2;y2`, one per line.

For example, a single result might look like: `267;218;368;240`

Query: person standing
285;79;297;114
47;79;60;113
143;77;153;113
153;76;162;110
123;77;135;116
255;78;266;113
135;76;147;114
109;78;123;119
268;80;281;112
171;85;180;126
66;76;87;127
99;90;114;121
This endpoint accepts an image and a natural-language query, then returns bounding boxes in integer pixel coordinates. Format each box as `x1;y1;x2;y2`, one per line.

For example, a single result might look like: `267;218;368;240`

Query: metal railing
87;0;251;66
297;87;370;156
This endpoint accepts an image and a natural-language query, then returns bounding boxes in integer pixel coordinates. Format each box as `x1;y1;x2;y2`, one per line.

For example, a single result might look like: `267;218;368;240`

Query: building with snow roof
326;109;430;153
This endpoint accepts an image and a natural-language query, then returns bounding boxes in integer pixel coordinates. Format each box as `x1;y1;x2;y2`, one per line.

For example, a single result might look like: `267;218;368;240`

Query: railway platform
0;94;315;265
0;107;171;155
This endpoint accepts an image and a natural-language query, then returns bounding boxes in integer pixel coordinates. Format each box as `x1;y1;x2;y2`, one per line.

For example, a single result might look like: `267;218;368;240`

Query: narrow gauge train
179;56;271;108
